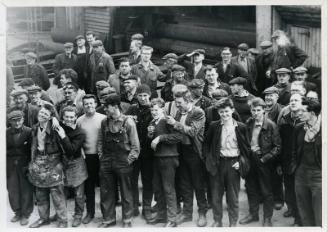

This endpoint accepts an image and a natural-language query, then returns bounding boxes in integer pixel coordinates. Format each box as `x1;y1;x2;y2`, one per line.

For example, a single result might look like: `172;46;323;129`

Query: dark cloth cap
162;53;178;60
275;68;291;74
104;93;121;106
96;80;110;89
229;77;247;85
172;64;185;72
136;84;151;95
124;75;139;82
91;40;103;47
18;78;35;87
293;66;308;73
86;30;95;35
11;89;29;97
27;85;42;93
187;49;205;57
8;110;24;120
131;33;144;41
25;52;37;59
99;87;116;99
188;78;205;88
238;43;249;50
63;82;79;91
248;48;259;54
259;40;273;48
263;86;280;95
75;35;85;41
64;42;74;48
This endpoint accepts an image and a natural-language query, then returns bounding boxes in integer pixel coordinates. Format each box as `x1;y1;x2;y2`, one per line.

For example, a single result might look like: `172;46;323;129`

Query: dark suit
255;53;274;94
214;61;248;85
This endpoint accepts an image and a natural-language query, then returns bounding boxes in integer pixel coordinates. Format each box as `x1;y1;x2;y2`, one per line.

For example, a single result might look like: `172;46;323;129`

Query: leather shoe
82;214;94;224
177;214;192;225
274;203;283;210
283;209;293;217
147;216;167;225
239;214;259;224
57;222;68;228
29;219;50;228
164;221;177;227
72;217;82;227
211;221;222;227
98;221;116;228
10;214;20;223
122;222;132;228
263;218;272;227
20;216;29;226
196;214;207;227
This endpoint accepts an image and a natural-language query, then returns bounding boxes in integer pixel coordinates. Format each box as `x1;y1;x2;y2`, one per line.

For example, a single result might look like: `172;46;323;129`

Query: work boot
177;214;192;225
10;214;20;223
57;221;68;228
72;217;82;227
143;209;152;221
82;214;94;224
239;214;259;224
211;221;222;227
20;216;29;226
29;219;50;228
122;222;132;227
196;214;207;227
263;218;273;227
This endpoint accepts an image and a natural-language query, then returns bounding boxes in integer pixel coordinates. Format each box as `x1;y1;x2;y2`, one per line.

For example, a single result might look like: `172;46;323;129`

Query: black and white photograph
4;3;324;229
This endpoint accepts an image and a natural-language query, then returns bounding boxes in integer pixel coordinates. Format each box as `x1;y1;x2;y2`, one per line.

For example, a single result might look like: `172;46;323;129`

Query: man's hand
232;161;239;170
52;117;60;129
151;136;160;151
166;116;176;126
266;70;271;78
55;125;66;139
127;155;134;165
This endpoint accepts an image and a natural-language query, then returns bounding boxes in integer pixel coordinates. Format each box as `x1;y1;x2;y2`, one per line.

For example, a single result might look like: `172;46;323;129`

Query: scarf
304;114;321;142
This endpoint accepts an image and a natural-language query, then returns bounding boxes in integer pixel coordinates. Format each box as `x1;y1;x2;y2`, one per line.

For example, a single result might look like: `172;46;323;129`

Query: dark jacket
265;103;283;123
255;53;274;93
231;56;257;93
53;53;78;76
272;44;308;71
73;46;90;89
60;123;86;159
204;120;251;176
149;118;183;157
246;116;281;163
291;123;321;172
193;96;212;111
231;93;255;123
214;61;248;84
275;83;291;106
173;106;205;158
182;61;206;80
24;64;50;90
203;81;232;98
7;125;32;158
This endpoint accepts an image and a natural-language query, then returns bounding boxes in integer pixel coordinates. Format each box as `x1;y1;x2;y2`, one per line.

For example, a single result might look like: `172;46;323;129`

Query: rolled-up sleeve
126;118;140;161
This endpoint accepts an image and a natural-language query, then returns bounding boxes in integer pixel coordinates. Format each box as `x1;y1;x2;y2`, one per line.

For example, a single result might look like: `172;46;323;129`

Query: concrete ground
7;179;295;228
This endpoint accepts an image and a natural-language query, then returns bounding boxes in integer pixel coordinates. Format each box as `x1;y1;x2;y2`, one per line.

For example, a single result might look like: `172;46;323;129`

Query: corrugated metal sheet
84;7;111;34
290;26;321;68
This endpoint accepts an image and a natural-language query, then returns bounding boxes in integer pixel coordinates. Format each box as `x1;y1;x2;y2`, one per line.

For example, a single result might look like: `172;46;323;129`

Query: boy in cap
256;40;274;94
89;40;116;94
27;85;48;108
18;78;52;103
53;42;78;86
179;49;206;80
7;110;34;226
73;35;89;90
24;52;50;91
292;66;317;93
188;78;212;111
273;68;292;105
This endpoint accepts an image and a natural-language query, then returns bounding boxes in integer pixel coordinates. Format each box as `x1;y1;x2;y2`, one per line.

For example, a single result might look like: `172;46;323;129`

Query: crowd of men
6;29;322;228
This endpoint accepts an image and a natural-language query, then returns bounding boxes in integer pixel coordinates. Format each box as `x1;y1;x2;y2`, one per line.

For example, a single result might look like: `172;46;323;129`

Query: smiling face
221;50;232;62
29;91;42;105
76;38;85;47
123;80;137;92
289;94;302;112
141;50;152;62
9;117;24;129
218;106;234;122
264;93;279;107
26;56;36;65
174;97;189;112
150;104;164;120
63;110;77;127
83;98;97;114
38;107;52;123
205;69;218;85
13;94;28;109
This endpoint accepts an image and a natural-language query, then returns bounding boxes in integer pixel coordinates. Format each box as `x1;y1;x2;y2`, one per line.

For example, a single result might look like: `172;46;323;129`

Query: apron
63;155;88;187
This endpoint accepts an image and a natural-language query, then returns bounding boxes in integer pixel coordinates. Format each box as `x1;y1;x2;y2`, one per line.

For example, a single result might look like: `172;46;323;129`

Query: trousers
84;154;99;216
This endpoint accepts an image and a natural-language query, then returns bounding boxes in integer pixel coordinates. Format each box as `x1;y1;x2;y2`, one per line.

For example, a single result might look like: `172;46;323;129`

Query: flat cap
104;93;121;106
187;49;205;57
99;87;116;99
263;86;279;95
162;53;178;60
92;40;103;47
188;78;205;89
124;75;139;82
172;64;185;72
136;84;151;95
75;35;85;41
293;66;308;74
131;33;144;41
18;78;35;87
63;82;79;91
27;85;42;93
238;43;249;50
64;42;74;48
8;110;24;121
86;30;95;35
229;77;247;85
271;30;284;38
248;48;259;55
11;89;29;97
275;68;291;74
260;40;272;48
25;52;37;59
96;80;110;89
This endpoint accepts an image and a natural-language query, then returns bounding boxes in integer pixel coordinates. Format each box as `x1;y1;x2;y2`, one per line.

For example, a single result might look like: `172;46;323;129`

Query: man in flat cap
273;68;292;105
131;46;165;97
188;78;212;111
179;49;206;80
231;43;257;95
248;48;259;60
18;78;52;103
96;87;116;114
203;65;231;99
121;75;139;105
215;47;248;85
7;110;34;226
271;30;308;73
89;40;116;94
229;77;255;123
53;42;78;87
24;52;50;91
73;35;89;90
256;40;275;94
161;53;179;81
108;57;132;94
10;89;39;127
27;86;48;108
292;66;317;94
125;84;155;221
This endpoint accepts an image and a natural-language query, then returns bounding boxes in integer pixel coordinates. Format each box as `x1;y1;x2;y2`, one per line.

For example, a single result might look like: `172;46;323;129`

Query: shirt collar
220;119;238;127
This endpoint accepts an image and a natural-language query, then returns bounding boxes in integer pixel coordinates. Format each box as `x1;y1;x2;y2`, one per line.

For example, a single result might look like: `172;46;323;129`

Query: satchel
239;155;250;178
